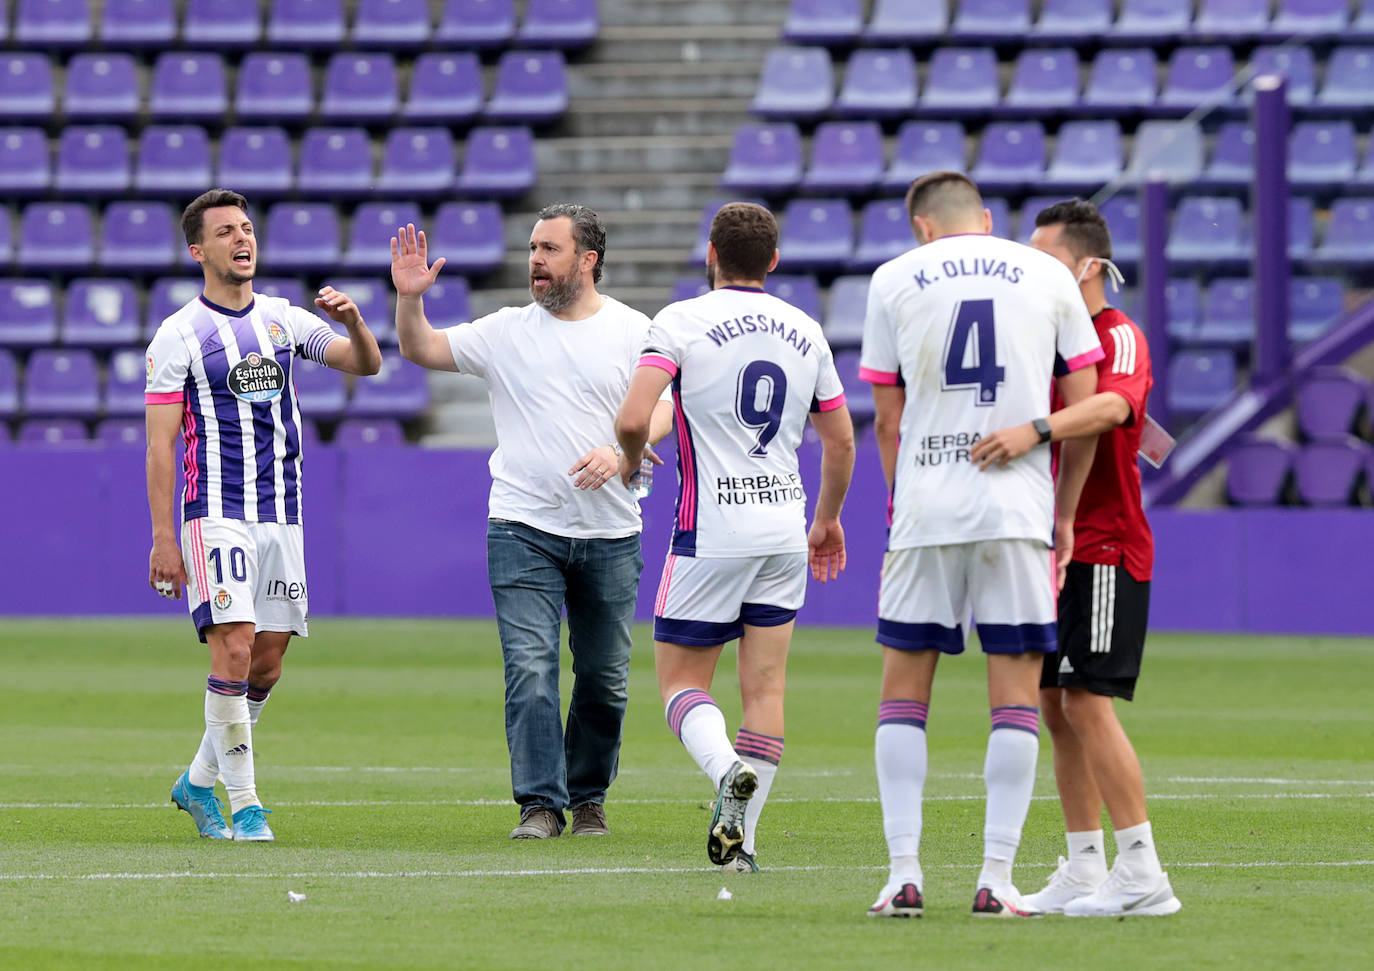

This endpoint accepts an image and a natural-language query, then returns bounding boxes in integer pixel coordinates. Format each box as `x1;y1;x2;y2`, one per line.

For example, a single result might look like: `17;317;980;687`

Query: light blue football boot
170;771;232;840
231;805;275;842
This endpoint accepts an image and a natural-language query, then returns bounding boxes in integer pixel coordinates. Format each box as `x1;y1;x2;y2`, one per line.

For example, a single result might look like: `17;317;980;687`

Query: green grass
1;619;1371;969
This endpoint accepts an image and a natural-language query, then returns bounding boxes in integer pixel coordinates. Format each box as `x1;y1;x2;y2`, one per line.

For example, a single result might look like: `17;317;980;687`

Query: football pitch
2;619;1371;969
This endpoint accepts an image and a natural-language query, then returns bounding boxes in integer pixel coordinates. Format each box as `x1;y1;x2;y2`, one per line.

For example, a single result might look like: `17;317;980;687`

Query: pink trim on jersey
1063;346;1106;372
817;393;847;412
655;554;677;617
672;392;697;531
145;391;184;404
189;519;208;603
639;354;679;377
182;409;200;505
859;366;900;386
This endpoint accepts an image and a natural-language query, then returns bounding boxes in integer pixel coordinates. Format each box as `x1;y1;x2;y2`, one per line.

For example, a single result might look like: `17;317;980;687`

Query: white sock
1115;821;1163;877
665;689;738;789
187;730;218;789
979;709;1039;887
1067;829;1109;881
246;686;270;727
875;702;929;889
734;728;784;856
205;688;259;814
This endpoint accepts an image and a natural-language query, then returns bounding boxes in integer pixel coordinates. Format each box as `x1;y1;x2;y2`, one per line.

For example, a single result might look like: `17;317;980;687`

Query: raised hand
390;223;446;299
314;286;362;327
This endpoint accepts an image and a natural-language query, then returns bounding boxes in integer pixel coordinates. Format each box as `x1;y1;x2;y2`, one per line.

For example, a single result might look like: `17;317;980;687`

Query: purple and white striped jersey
145;292;341;524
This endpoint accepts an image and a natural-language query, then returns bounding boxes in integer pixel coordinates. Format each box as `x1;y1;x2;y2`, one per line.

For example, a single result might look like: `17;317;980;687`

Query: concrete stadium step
569;61;761;101
593;26;781;64
598;0;791;28
532;171;723;212
534;134;732;176
559;99;753;137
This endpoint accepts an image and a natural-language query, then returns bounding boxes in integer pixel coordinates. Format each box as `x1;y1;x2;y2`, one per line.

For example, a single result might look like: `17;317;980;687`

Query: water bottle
629;458;654;498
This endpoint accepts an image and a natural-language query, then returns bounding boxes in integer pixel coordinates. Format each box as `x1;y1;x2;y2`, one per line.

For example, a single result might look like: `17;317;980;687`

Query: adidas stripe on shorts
1042;560;1150;700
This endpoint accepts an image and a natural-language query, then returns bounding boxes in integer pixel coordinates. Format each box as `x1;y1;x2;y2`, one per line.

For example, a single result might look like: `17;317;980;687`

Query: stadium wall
2;445;1369;637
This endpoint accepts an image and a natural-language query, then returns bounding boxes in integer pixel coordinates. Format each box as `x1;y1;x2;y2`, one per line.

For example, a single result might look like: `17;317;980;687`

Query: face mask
1076;257;1125;293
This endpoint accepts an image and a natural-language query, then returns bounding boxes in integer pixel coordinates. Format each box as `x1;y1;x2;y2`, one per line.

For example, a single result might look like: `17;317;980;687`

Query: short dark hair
1034;198;1113;261
181;189;250;246
904;170;984;223
708;202;778;280
536;203;606;284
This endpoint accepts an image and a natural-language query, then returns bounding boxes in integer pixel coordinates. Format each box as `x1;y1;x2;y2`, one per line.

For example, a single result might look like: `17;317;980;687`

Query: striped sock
876;699;929;889
246;682;272;728
204;677;259;814
734;729;783;856
188;676;247;788
665;689;737;789
979;705;1040;887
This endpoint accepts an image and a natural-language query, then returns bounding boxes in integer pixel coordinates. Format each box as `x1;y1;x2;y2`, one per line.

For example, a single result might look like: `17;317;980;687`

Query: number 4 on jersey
942;298;1004;405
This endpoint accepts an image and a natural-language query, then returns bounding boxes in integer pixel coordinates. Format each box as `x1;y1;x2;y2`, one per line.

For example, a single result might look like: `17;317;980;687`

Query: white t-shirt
640;286;846;558
444;296;653;539
859;234;1103;550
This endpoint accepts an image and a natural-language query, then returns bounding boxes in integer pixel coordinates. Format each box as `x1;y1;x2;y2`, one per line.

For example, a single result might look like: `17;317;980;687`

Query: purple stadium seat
831;350;869;416
1195;0;1271;40
1101;195;1142;264
62;279;138;347
267;0;345;48
145;278;202;337
1005;48;1080;112
671;276;711;304
23;349;99;418
100;201;177;272
1288;196;1316;259
184;0;260;46
218;127;294;196
802;121;884;195
0;206;11;264
19;419;89;444
102;349;149;418
1316;47;1374;109
422;277;472;328
96;418;146;447
345;202;422;270
1227;438;1294;505
0;349;16;419
691;197;768;262
20;203;94;270
517;0;599;49
984;197;1013;239
0;127;49;195
764;274;823;320
485;50;568;124
0;53;54;120
720;123;803;194
378;127;456;197
865;0;946;42
851;200;913;272
431;201;505;275
1247;46;1316;106
14;0;91;46
1357;0;1374;38
298;128;373;196
63;53;139;122
1168;197;1245;267
352;0;431;48
1295;367;1366;440
1125;120;1205;184
783;0;864;45
1083;49;1158;113
318;277;395;344
321;53;399;122
1168;348;1237;415
1113;0;1192;41
1289;278;1345;343
150;53;228;122
1294;439;1366;506
752;47;834;120
834;48;918;119
921;47;1000;115
55;126;130;196
404;52;483;122
334;418;406;445
253;277;308;306
778;199;853;272
1269;0;1349;38
1161;47;1237;111
236;53;313;123
100;0;176;48
1016;195;1071;245
1315;197;1374;265
0;279;55;347
263;203;341;272
970;122;1047;192
883;121;966;191
1034;0;1112;40
1201;122;1253;188
1197;278;1254;347
1045;120;1123;192
458;126;536;197
824;274;870;347
1163;278;1201;340
135;126;211;196
437;0;515;47
293;359;347;420
1289;121;1357;191
348;358;429;419
952;0;1032;42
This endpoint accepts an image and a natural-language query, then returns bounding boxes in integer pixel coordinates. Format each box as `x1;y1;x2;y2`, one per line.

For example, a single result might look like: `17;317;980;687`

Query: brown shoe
509;806;561;839
569;803;609;836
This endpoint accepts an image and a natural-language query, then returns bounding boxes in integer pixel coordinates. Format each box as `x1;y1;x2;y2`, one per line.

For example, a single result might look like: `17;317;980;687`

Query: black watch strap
1033;418;1053;444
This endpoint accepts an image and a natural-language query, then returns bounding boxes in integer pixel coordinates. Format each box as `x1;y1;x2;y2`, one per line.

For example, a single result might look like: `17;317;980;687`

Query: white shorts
653;552;808;647
876;539;1056;655
182;517;309;643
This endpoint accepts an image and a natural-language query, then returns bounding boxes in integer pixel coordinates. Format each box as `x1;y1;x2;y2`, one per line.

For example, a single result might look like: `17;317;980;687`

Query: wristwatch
1033;418;1053;444
611;443;624;456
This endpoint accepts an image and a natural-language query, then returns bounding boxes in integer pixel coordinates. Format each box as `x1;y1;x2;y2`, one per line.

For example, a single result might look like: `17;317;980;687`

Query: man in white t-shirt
614;202;854;872
391;205;671;840
858;172;1102;919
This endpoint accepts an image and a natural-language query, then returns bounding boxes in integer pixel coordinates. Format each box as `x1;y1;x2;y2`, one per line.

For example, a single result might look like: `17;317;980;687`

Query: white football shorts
181;517;309;643
876;539;1056;655
654;551;808;647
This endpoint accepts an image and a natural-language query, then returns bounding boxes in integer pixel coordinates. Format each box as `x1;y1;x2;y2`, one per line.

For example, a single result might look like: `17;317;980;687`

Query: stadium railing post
1251;74;1292;384
1140;176;1170;433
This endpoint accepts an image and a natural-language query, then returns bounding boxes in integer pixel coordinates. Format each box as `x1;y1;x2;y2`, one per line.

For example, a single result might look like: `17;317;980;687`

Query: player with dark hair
972;198;1182;917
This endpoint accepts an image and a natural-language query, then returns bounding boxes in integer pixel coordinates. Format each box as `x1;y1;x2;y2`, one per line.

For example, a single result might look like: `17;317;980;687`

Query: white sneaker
1063;861;1182;917
1022;856;1106;914
971;882;1042;918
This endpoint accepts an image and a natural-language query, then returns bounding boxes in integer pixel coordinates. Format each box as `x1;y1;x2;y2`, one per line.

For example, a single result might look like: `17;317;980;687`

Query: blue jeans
486;519;642;829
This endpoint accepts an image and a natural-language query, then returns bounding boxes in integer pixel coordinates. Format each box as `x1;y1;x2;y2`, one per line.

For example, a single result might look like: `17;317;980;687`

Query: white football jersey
859;234;1103;549
640;285;846;558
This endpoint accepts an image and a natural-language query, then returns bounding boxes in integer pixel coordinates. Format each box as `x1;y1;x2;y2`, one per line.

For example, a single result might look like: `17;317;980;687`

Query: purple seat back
458;126;536;197
803;121;884;194
0;208;10;263
835;48;918;117
101;0;176;47
20;419;90;444
184;0;262;45
0;53;54;119
1318;197;1374;260
254;277;308;306
15;0;91;45
1272;0;1349;35
784;0;864;45
136;126;212;195
64;53;140;121
23;349;100;417
1317;47;1374;107
885;121;966;190
21;202;94;270
1289;277;1344;342
1162;46;1236;108
1199;277;1254;344
404;52;483;121
422;278;472;329
334;418;406;446
146;278;203;338
1085;49;1157;108
866;0;946;42
353;0;431;47
1289;120;1357;185
1167;349;1238;415
298;128;372;194
101;201;177;271
485;50;569;123
1047;120;1122;187
379;127;456;194
1196;0;1270;38
0;127;49;194
218;127;294;195
851;199;914;271
1035;0;1112;38
972;122;1047;185
237;53;313;122
1249;46;1315;104
0;348;18;418
779;198;853;271
1169;196;1245;261
1164;278;1202;339
1114;0;1191;38
345;202;422;270
518;0;599;48
63;279;140;347
321;53;400;120
1295;367;1366;440
1006;47;1080;108
1126;120;1205;183
56;126;130;194
1205;122;1253;184
347;358;429;419
437;0;515;46
721;123;804;193
1101;195;1142;261
103;349;150;418
150;53;228;121
953;0;1032;39
922;47;1000;110
764;274;823;320
1295;439;1366;506
431;201;505;275
1227;438;1294;505
823;274;870;347
317;277;395;344
671;276;711;304
264;203;342;271
752;47;834;119
96;418;146;447
267;0;345;47
293;359;348;419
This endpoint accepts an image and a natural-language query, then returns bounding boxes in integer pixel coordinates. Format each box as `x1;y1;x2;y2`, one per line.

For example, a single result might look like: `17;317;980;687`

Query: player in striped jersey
972;199;1180;917
146;189;382;842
